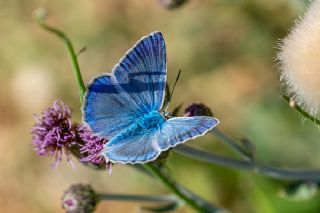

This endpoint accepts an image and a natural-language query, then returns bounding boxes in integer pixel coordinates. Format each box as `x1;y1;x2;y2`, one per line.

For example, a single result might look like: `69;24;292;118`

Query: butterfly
83;32;219;164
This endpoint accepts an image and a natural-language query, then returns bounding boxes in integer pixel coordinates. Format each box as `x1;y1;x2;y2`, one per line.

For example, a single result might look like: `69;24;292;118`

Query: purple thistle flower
78;124;108;166
31;100;78;167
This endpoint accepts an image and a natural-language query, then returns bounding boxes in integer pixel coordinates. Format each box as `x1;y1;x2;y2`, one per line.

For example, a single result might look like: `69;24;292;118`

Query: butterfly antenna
164;69;181;113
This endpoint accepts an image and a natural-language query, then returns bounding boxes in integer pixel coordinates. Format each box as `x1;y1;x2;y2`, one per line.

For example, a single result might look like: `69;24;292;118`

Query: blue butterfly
83;32;219;164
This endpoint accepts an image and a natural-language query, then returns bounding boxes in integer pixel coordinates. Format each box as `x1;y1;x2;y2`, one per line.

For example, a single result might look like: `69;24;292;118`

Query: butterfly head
161;111;172;119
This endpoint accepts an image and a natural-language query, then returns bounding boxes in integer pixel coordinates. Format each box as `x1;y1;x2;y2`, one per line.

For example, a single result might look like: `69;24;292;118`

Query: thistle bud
158;0;188;10
61;184;98;213
184;103;213;117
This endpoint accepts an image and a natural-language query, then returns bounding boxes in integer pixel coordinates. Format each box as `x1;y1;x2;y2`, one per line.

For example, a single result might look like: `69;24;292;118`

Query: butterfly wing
105;116;219;164
105;129;161;164
113;31;167;112
83;32;166;139
157;117;219;149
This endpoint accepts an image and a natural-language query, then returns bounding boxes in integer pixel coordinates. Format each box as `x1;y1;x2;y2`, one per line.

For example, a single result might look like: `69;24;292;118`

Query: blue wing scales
105;130;160;164
105;116;219;164
114;32;166;111
83;75;140;139
157;117;219;149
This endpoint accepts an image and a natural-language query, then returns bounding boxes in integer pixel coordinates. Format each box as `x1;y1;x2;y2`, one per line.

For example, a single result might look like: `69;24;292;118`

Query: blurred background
2;0;320;212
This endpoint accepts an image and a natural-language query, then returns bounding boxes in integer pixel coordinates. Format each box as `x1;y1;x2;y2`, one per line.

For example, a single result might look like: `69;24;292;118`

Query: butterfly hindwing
157;117;219;149
105;116;219;164
105;129;160;164
83;32;166;139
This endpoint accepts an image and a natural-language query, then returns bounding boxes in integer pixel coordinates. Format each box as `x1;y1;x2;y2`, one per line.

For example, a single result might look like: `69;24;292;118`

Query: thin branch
131;165;227;213
282;95;320;127
143;164;225;213
97;193;178;203
175;144;320;181
34;9;86;102
211;128;251;160
97;193;181;212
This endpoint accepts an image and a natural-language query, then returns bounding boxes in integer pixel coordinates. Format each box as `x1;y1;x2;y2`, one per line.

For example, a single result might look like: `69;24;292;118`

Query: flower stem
143;164;222;213
282;95;320;127
175;144;320;181
211;128;251;160
34;9;86;102
97;193;181;212
97;193;178;203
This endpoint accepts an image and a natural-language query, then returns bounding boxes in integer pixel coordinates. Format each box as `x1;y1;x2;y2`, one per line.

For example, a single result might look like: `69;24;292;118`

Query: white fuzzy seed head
278;0;320;115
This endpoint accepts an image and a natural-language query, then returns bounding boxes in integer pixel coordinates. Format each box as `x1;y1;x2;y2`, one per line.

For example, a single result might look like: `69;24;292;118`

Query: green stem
175;144;320;181
211;128;251;160
35;10;86;102
97;193;178;203
97;193;180;212
282;95;320;127
143;164;220;213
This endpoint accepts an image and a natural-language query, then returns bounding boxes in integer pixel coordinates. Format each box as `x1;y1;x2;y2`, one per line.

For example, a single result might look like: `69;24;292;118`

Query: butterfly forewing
83;32;166;139
113;32;166;112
